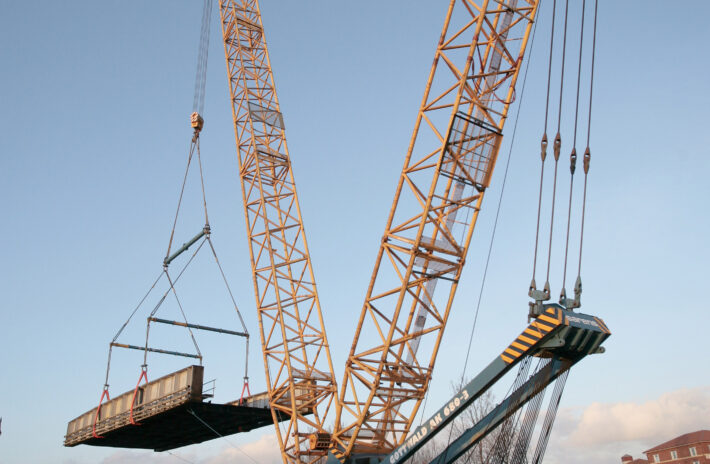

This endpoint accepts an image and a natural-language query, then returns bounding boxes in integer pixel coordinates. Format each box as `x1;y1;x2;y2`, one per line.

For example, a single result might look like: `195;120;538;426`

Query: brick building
622;454;649;464
622;430;710;464
644;430;710;464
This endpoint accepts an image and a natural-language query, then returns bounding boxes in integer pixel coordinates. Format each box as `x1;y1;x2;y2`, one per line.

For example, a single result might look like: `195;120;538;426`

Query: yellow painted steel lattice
218;1;337;462
332;0;540;457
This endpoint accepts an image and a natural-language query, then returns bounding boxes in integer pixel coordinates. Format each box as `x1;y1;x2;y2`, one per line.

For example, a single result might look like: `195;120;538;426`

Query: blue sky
1;1;709;464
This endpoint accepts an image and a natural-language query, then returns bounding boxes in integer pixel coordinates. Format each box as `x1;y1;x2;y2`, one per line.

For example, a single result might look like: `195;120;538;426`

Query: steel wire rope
162;268;204;363
154;51;220;371
157;0;220;368
415;175;476;429
150;237;208;321
104;233;207;387
490;357;552;464
447;11;548;463
530;0;558;294
481;357;533;464
437;357;529;464
143;238;208;368
561;0;586;299
99;0;226;404
110;271;165;344
438;379;510;464
509;361;548;463
167;450;197;464
153;140;213;370
166;0;213;259
486;358;550;464
577;0;598;285
187;409;260;464
414;137;476;430
103;270;164;387
195;137;210;226
461;9;539;378
543;0;570;296
530;368;569;464
438;14;541;448
165;141;197;261
193;0;213;116
206;236;250;381
194;105;252;384
415;11;540;434
501;358;559;464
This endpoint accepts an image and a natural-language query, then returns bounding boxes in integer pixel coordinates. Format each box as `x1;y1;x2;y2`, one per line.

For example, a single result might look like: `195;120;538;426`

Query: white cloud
544;386;710;464
567;386;710;446
204;434;282;464
99;449;189;464
70;387;710;464
96;434;281;464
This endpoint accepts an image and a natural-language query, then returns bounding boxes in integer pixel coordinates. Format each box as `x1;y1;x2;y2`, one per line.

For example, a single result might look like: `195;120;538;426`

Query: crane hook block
191;112;204;133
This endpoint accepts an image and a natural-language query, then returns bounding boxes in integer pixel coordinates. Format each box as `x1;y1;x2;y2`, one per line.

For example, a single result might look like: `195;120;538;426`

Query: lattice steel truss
332;0;539;458
218;1;337;462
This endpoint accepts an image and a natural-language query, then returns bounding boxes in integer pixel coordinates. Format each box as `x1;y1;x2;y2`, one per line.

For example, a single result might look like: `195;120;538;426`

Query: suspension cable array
96;0;250;420
529;0;598;318
415;2;603;463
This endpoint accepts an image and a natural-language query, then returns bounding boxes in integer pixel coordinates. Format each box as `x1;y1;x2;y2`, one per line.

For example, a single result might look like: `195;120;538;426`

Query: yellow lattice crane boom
218;1;337;462
218;0;540;462
331;0;540;458
66;1;606;463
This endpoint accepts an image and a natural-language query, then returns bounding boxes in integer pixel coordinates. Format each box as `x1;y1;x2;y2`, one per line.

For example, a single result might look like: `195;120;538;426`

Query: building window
653;454;660;463
692;460;699;464
690;446;697;456
670;450;678;459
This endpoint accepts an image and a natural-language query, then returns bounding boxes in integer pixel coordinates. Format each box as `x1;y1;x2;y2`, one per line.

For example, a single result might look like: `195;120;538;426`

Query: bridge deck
64;365;287;451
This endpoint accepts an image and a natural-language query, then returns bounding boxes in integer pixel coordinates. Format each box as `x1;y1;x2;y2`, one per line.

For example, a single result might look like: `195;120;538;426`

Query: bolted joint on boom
570;275;583;309
528;280;551;319
559;287;577;310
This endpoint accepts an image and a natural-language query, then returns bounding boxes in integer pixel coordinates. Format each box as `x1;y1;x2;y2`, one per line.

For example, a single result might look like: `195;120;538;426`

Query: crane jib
383;305;610;464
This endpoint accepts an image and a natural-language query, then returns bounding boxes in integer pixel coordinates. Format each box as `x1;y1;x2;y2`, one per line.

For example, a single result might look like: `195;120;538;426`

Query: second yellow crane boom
331;0;540;459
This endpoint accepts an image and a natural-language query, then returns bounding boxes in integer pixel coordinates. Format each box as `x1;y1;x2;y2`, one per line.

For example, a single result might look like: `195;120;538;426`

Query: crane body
65;1;609;463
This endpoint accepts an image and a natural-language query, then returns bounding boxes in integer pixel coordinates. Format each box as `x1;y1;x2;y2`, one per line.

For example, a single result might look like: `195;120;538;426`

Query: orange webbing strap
92;387;111;439
129;367;148;425
239;378;251;405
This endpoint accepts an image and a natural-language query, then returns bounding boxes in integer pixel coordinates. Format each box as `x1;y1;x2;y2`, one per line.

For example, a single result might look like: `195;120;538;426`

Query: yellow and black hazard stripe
593;316;611;334
330;445;347;463
500;306;564;364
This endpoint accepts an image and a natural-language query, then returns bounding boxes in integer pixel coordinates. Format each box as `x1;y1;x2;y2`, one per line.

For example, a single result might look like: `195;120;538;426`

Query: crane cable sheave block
191;111;204;137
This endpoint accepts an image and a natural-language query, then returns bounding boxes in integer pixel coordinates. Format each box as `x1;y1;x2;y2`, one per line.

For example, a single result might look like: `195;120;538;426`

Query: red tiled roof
645;430;710;453
622;454;649;464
